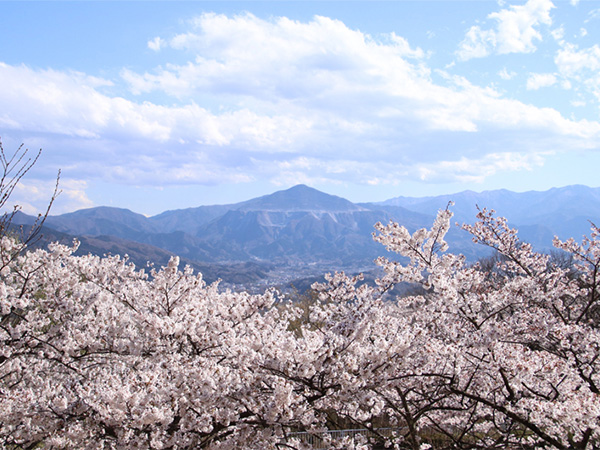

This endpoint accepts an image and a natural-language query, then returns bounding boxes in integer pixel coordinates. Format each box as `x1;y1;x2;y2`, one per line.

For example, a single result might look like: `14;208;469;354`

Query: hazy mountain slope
44;206;158;239
357;203;436;231
149;204;233;233
14;224;272;286
148;184;364;234
235;184;364;212
12;184;600;275
381;185;600;242
194;209;395;264
189;185;440;264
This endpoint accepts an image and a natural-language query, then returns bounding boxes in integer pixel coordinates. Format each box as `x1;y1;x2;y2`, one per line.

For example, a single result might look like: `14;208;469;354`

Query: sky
1;0;600;216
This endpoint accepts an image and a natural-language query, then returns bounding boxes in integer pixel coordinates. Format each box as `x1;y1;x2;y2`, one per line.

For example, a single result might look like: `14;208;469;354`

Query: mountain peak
236;184;364;212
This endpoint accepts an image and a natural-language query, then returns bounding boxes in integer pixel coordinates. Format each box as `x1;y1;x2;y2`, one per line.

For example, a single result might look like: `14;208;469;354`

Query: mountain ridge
13;184;600;287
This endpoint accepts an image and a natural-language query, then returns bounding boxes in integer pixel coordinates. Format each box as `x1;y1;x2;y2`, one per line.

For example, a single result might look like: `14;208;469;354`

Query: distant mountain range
380;184;600;243
15;184;600;287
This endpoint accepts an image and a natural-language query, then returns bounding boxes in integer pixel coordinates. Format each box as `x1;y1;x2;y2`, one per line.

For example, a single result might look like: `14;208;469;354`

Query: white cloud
456;26;495;61
551;25;565;42
457;0;555;61
526;72;557;90
122;13;430;103
1;13;599;197
12;178;93;215
415;152;547;184
0;63;117;138
498;68;517;80
0;63;315;150
491;0;554;53
388;33;427;59
147;37;165;51
554;43;600;102
555;43;600;78
586;9;600;22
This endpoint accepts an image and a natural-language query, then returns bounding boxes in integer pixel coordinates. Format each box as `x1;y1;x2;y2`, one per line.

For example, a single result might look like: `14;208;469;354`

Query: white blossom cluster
0;207;598;449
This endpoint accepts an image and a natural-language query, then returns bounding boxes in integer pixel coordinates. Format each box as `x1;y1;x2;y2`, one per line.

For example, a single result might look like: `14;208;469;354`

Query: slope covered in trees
2;205;599;449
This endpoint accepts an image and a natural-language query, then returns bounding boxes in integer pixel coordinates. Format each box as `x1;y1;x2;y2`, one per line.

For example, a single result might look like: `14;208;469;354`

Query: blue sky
1;0;600;216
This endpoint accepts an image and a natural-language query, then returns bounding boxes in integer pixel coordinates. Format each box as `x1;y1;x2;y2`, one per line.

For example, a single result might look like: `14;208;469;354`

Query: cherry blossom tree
0;239;310;449
276;206;599;449
1;141;598;449
361;206;600;449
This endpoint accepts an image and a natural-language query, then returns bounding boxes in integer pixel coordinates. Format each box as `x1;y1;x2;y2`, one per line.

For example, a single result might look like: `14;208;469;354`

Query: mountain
188;185;432;265
380;185;600;225
17;223;273;287
12;184;600;288
13;185;435;277
380;185;600;246
43;206;159;238
194;208;391;264
236;184;364;212
149;205;233;233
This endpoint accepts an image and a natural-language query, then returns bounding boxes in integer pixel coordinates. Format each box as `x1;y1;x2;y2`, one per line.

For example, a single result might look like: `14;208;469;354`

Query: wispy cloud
498;68;517;80
526;72;557;90
554;42;600;102
12;178;93;215
1;10;599;214
456;0;555;61
147;37;165;52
